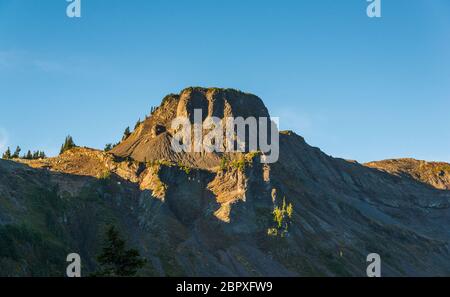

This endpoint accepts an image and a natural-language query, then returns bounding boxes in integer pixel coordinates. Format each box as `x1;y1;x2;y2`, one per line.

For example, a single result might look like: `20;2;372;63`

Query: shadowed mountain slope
1;87;450;276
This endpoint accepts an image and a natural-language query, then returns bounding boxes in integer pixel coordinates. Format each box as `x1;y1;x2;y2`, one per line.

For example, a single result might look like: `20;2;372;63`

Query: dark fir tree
2;147;11;159
32;151;39;159
60;135;76;155
25;150;33;160
12;146;21;159
122;127;131;141
134;119;141;130
104;143;113;152
94;226;146;277
38;151;46;159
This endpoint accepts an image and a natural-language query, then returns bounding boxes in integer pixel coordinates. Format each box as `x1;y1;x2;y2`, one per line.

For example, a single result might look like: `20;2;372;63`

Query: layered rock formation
111;87;272;170
1;87;450;276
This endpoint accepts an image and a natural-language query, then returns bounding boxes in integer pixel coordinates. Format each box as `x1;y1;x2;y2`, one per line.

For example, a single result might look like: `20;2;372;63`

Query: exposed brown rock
111;87;270;170
366;158;450;190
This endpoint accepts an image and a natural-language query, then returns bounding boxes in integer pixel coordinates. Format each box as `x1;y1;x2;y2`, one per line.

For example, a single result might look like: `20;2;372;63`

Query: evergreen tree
25;150;33;160
2;147;11;159
134;119;141;130
12;146;21;159
122;127;131;141
60;135;76;155
2;147;46;160
38;151;46;159
32;151;39;159
104;143;113;152
94;226;146;277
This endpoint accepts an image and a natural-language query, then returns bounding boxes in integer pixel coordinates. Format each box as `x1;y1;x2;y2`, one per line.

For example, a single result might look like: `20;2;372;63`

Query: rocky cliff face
111;87;271;170
1;88;450;276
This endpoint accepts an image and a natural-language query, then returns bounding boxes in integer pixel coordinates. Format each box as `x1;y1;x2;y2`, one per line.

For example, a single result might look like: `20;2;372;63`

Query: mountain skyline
1;87;450;277
1;0;449;162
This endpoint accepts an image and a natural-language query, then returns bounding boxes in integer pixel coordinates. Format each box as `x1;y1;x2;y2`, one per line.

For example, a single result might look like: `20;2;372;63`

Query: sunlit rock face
111;87;272;170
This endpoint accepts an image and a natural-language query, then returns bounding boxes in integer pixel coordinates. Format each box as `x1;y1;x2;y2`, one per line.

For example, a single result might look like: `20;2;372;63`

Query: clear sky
0;0;449;162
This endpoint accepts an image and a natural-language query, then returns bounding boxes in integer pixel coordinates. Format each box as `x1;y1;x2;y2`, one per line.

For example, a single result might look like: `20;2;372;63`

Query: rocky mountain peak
111;87;272;169
175;87;270;121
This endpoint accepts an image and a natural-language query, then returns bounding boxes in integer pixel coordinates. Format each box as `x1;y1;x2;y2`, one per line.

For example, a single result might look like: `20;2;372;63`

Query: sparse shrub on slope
220;151;261;173
268;198;294;238
177;162;191;175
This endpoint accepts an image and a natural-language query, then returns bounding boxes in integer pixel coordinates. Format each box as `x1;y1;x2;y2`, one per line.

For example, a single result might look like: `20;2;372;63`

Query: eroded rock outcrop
111;87;271;170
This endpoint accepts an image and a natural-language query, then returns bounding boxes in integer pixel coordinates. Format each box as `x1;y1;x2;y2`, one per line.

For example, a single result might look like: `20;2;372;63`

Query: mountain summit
111;87;272;169
1;87;450;276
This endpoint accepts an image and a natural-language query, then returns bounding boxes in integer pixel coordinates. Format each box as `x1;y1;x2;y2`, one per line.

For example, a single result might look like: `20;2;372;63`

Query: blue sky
0;0;449;162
